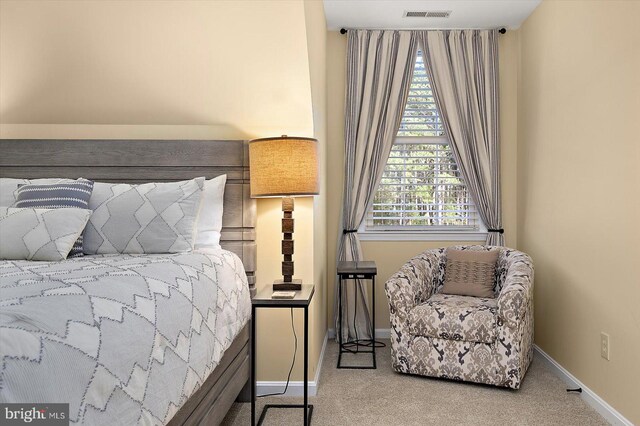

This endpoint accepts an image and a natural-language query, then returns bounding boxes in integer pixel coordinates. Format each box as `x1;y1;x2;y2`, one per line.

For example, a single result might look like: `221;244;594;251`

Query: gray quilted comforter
0;250;251;425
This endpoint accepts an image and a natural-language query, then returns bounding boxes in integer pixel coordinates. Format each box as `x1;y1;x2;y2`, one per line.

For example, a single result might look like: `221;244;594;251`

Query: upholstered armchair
385;245;534;389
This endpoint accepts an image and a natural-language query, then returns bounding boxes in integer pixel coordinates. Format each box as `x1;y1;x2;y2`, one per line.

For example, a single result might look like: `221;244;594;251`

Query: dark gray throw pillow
13;179;95;258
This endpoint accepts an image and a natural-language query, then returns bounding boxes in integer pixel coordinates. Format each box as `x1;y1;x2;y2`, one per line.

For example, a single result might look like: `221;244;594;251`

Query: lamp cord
257;308;297;398
354;282;359;352
341;281;386;351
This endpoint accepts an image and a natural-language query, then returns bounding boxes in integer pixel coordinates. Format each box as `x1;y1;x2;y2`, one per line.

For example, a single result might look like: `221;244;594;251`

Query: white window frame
358;221;488;242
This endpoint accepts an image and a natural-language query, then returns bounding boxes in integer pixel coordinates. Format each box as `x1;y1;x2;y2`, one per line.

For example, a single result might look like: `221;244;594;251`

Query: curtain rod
339;27;507;35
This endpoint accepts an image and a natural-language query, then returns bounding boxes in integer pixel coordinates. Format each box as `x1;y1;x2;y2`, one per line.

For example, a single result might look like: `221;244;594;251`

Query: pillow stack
0;175;227;261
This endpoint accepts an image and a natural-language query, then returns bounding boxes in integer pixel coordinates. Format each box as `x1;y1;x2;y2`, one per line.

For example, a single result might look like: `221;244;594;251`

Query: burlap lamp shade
249;136;319;197
248;136;319;290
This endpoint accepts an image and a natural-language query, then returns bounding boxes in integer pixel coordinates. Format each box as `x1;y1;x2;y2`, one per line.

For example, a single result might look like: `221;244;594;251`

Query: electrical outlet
600;332;610;360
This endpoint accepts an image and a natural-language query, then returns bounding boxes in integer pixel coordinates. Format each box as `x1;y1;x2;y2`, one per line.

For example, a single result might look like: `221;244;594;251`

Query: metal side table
251;285;314;425
336;261;377;369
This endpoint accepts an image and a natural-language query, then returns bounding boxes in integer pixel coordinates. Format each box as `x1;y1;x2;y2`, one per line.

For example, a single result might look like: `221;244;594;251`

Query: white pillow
0;207;92;261
194;175;227;250
0;178;75;207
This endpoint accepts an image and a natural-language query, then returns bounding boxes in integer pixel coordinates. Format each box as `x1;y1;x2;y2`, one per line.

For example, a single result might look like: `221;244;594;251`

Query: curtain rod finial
340;28;347;35
499;28;507;34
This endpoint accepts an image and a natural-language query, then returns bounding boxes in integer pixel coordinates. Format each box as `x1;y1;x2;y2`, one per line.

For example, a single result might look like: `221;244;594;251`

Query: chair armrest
385;250;444;319
497;252;534;328
385;272;417;321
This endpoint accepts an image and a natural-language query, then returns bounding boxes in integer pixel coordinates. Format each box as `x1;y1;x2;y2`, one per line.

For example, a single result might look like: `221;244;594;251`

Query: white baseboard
327;328;390;340
255;330;329;397
533;345;633;426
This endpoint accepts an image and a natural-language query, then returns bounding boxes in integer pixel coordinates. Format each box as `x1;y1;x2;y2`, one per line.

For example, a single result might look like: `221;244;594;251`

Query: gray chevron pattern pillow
84;178;205;254
0;207;92;261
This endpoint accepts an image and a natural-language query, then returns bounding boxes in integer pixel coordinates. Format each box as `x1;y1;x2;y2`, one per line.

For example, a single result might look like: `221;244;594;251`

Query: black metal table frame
251;300;313;425
337;271;376;369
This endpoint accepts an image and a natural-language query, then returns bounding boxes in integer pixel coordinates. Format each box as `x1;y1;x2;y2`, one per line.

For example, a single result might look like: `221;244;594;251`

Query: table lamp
249;136;319;291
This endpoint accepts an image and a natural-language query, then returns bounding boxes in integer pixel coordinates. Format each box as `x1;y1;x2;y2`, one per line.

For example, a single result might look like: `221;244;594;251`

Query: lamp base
273;279;302;291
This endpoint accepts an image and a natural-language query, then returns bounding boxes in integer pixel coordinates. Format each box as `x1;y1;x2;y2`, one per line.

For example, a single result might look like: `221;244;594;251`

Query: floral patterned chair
385;245;534;389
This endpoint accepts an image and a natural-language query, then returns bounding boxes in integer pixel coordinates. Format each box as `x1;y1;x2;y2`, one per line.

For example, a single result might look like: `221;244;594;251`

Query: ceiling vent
404;10;452;18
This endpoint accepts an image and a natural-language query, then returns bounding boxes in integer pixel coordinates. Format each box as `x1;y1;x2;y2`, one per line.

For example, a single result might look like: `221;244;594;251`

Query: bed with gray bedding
0;249;251;425
0;138;257;425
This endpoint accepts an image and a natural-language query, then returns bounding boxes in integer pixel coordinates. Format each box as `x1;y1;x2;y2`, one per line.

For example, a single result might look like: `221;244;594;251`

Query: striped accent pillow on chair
13;179;94;258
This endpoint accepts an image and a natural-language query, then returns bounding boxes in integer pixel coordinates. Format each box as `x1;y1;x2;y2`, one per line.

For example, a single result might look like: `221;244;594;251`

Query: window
361;52;485;241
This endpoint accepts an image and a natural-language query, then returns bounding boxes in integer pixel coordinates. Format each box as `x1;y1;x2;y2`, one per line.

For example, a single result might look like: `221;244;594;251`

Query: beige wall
517;1;640;423
303;0;329;381
326;31;520;330
0;0;313;137
0;0;325;382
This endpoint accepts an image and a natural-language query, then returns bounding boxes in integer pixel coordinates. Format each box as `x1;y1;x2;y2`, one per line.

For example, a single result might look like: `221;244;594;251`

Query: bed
0;139;256;425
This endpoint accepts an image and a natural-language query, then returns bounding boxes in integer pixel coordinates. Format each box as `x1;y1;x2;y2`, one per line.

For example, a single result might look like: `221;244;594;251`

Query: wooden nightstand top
252;284;315;307
337;261;377;276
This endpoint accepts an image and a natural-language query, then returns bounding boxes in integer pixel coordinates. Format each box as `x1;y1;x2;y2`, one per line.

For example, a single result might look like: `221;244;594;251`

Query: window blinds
367;52;480;230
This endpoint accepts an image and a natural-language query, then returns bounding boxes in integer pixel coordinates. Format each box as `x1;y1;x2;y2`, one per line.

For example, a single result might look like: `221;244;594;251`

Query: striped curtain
418;30;504;245
335;30;417;342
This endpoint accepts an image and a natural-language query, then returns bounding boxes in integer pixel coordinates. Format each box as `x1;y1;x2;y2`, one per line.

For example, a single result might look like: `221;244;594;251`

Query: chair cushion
409;293;498;344
441;248;499;298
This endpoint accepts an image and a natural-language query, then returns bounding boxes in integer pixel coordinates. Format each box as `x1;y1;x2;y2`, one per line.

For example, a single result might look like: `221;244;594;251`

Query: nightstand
251;285;315;426
336;261;377;369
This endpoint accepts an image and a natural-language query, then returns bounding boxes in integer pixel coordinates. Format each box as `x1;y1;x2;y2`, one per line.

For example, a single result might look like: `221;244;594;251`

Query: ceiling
323;0;541;31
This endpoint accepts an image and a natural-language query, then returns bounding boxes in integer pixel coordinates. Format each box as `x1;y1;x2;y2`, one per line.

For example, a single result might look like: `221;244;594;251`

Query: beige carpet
222;340;606;425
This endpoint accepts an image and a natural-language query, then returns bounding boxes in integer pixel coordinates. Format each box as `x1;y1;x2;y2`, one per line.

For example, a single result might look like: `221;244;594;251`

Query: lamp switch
600;332;610;361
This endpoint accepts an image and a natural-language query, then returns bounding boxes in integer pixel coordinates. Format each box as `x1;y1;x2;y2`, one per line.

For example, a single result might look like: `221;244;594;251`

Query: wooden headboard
0;139;256;290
